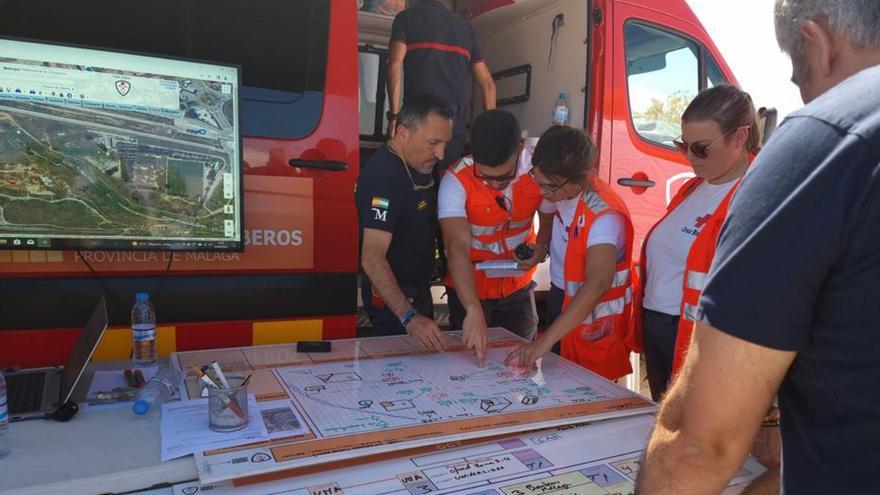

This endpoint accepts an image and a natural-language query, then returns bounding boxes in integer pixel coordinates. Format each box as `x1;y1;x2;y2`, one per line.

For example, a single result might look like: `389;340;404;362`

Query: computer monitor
0;37;243;251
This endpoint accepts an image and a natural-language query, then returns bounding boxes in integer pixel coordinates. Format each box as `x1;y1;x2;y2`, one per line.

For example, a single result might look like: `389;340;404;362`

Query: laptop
6;296;108;421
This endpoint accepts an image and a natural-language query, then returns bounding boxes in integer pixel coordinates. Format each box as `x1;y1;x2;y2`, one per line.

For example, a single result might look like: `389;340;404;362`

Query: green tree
635;90;693;124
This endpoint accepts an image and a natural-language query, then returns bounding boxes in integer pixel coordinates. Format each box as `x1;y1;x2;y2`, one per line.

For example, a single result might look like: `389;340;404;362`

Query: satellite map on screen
0;40;241;250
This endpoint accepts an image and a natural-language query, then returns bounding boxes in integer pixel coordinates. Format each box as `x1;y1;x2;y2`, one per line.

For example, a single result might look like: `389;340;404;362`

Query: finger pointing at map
461;310;488;367
504;339;551;372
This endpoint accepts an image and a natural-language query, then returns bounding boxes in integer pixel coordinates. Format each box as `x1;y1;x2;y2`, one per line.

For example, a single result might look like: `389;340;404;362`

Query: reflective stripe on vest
470;218;532;237
686;270;708;291
682;302;700;322
470;224;499;236
564;267;631;297
583;287;633;324
585;190;609;215
471;229;531;254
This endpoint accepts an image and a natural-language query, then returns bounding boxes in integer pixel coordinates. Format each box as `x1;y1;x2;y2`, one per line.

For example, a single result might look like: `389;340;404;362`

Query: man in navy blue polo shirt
387;0;496;172
638;1;880;493
357;95;455;352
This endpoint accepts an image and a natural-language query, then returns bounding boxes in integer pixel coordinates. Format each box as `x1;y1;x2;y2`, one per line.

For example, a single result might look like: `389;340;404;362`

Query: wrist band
399;308;418;327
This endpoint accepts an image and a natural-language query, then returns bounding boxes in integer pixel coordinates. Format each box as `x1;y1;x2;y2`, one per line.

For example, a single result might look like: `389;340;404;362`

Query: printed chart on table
171;329;656;484
173;415;766;495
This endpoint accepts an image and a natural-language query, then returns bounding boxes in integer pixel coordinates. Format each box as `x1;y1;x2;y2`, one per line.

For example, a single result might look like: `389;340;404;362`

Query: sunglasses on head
673;125;748;159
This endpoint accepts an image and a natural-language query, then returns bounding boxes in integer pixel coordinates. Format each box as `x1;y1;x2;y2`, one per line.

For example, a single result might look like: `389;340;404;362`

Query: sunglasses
473;149;521;184
528;168;569;194
673;125;748;159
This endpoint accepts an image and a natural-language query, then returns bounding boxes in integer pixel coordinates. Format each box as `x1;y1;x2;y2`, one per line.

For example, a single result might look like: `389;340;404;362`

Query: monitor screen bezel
0;35;245;253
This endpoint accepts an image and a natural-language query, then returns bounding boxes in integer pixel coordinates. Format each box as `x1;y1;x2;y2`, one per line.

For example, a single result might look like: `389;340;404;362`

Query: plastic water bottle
553;92;570;126
0;370;10;458
131;292;157;366
132;367;184;416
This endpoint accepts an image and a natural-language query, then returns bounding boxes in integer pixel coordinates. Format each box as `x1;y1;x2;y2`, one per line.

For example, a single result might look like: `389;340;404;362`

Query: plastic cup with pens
192;364;251;431
208;374;250;432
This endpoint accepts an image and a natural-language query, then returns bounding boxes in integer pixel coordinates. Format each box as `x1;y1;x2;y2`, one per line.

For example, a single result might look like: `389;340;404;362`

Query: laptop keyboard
7;372;46;414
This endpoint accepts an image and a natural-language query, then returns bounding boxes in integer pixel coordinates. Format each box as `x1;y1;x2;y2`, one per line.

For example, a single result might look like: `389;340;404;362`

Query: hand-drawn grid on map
277;345;635;439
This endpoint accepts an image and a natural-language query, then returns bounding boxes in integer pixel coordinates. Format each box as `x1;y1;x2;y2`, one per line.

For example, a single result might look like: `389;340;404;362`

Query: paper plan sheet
172;415;767;494
171;329;656;484
160;395;269;461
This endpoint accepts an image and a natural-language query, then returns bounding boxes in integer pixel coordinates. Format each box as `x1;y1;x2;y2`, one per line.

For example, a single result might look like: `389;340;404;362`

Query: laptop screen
59;296;109;403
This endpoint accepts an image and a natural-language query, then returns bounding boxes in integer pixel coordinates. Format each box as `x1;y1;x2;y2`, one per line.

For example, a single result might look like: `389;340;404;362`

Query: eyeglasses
673;125;748;159
528;168;569;194
473;150;520;185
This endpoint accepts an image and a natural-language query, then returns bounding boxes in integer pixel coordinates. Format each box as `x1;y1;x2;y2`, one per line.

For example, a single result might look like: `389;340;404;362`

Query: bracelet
399;308;418;327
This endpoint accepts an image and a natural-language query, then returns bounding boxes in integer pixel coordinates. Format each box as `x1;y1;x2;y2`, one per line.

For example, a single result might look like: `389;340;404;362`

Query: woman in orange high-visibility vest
629;86;762;401
505;125;635;381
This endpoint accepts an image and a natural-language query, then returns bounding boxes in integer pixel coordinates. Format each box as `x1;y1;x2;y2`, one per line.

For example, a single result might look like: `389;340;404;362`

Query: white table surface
0;362;196;495
0;405;196;495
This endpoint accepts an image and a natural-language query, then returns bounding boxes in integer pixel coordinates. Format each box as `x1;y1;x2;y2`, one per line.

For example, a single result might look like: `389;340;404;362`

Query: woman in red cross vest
629;85;762;401
505;125;635;380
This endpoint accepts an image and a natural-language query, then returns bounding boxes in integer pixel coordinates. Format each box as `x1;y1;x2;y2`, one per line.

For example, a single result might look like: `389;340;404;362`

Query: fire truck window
0;0;331;139
706;55;729;88
625;22;699;148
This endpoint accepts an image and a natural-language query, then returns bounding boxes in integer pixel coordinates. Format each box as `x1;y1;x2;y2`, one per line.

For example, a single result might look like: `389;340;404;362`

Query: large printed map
171;329;656;484
173;415;766;495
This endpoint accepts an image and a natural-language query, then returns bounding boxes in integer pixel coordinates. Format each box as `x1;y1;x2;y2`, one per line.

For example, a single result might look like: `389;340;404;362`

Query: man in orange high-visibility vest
439;110;551;365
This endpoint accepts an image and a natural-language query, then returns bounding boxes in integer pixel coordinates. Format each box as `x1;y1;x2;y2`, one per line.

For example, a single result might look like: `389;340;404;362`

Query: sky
686;0;804;121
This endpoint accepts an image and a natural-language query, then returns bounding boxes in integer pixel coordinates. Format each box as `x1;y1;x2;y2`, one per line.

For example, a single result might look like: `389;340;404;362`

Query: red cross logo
695;214;712;229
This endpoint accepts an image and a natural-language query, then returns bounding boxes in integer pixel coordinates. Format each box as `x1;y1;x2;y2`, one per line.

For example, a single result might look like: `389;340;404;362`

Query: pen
192;366;245;419
211;361;230;388
192;365;219;389
201;365;221;386
239;374;253;388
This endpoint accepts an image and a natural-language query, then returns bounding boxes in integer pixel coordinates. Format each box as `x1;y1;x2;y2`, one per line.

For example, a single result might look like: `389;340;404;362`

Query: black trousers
642;308;680;401
361;277;433;336
545;284;565;355
446;282;537;341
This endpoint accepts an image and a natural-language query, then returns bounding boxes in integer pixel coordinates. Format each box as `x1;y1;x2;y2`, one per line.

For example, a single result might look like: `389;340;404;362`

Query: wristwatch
386;111;398;120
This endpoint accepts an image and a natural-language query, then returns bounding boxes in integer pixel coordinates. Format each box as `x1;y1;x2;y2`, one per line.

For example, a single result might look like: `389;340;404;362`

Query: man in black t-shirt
638;1;880;493
357;95;454;351
387;0;496;172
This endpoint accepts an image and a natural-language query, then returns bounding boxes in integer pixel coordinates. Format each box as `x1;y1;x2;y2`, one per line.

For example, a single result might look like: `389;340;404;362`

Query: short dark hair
471;110;521;167
532;125;597;182
397;94;455;129
682;85;761;155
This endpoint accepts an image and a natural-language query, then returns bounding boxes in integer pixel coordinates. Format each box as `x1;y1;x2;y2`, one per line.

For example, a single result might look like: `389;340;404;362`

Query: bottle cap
132;400;150;415
135;292;150;302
